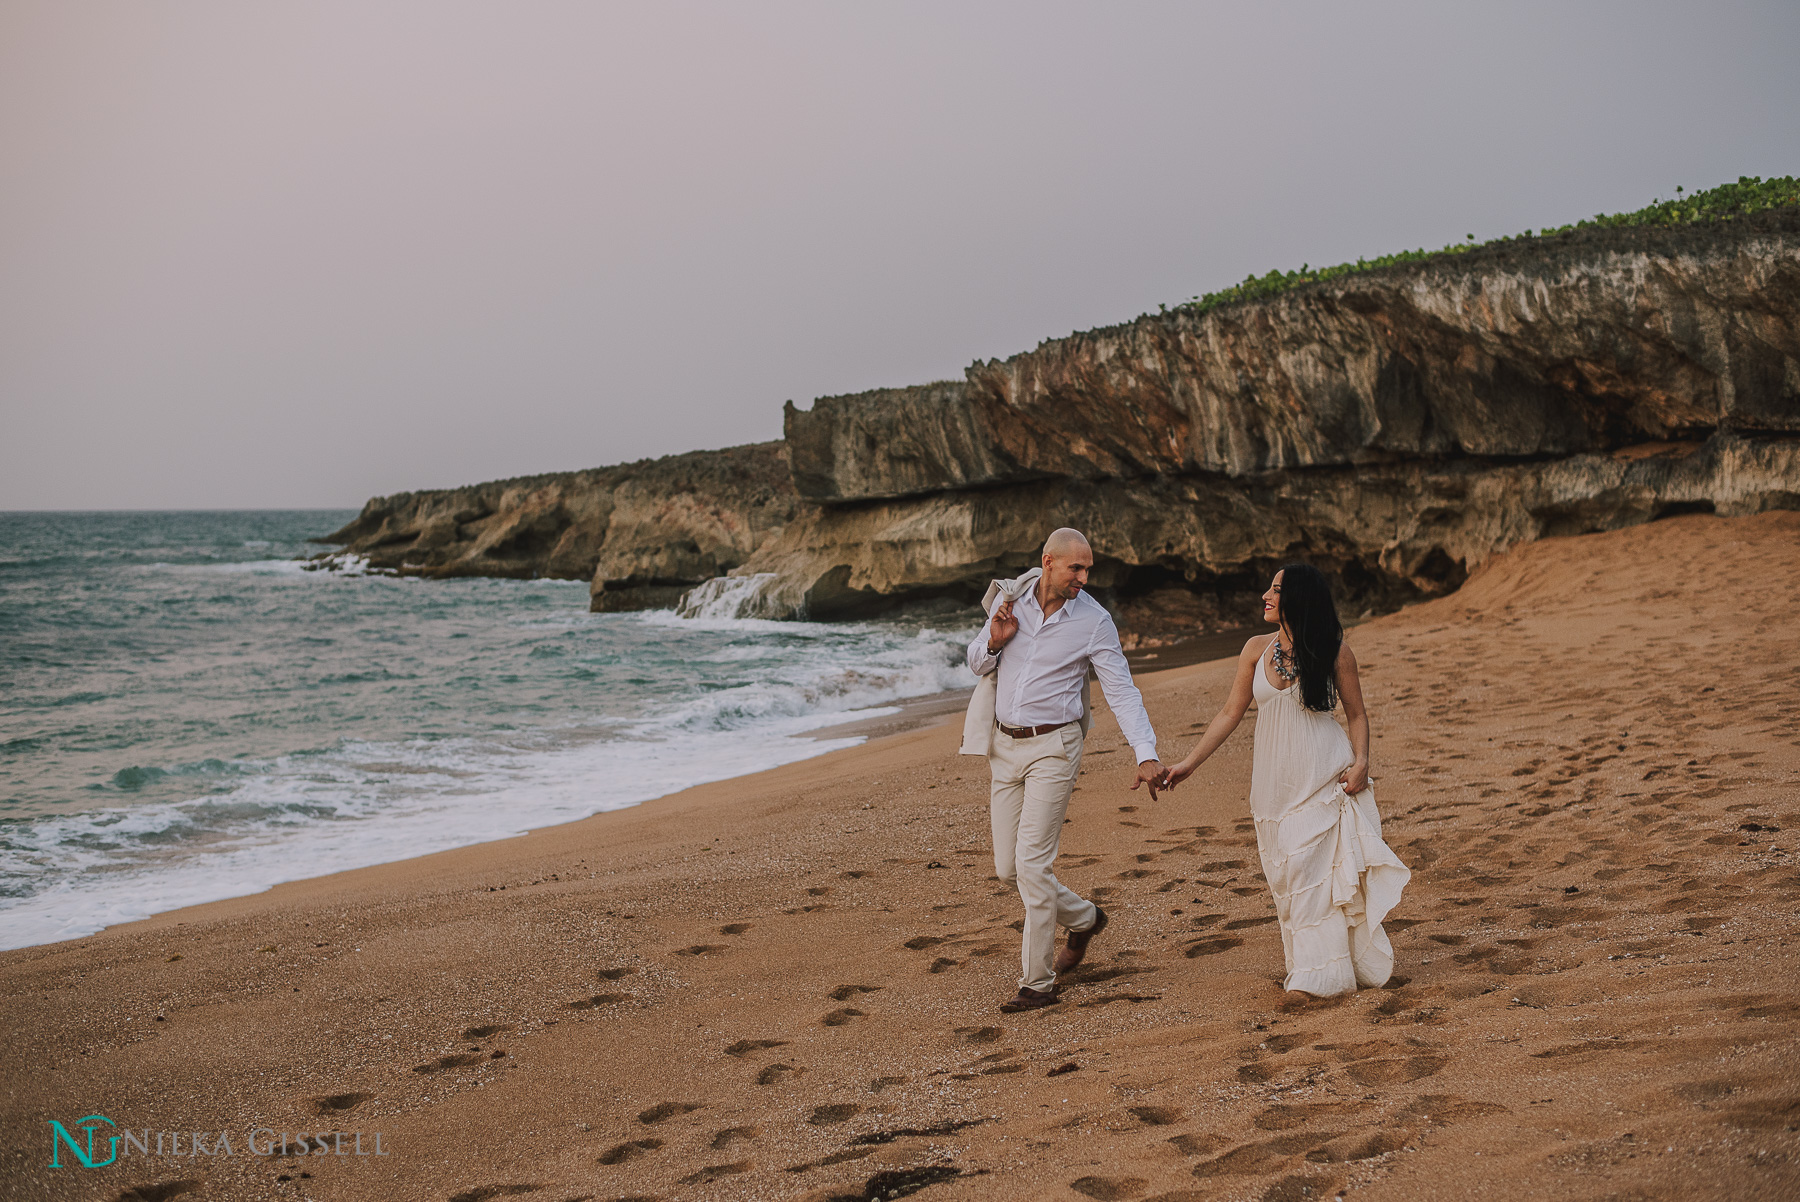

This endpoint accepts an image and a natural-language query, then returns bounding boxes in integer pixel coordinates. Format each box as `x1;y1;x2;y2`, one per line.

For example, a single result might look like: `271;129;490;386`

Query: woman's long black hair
1276;563;1343;713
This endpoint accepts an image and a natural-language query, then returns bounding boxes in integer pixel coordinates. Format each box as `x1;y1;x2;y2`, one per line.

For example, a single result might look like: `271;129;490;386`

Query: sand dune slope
2;512;1796;1202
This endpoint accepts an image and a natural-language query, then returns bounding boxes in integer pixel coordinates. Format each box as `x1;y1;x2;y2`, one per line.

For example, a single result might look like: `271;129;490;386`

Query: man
962;527;1165;1013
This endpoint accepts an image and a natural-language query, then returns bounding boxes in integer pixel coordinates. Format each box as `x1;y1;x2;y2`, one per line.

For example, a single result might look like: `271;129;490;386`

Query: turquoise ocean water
0;511;975;950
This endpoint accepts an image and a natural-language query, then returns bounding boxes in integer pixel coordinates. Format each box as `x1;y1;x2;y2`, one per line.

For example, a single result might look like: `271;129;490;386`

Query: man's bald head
1042;527;1091;560
1038;527;1093;605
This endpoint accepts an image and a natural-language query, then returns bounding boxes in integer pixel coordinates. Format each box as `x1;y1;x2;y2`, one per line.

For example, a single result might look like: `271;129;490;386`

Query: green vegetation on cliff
1174;174;1800;318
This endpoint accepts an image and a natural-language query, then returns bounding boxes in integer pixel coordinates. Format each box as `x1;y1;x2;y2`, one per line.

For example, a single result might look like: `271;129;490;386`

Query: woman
1164;564;1409;1003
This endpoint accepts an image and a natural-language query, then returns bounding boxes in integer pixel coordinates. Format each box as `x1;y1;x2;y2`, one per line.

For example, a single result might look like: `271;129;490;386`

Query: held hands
1130;759;1168;800
1161;758;1198;791
987;600;1019;653
1339;761;1370;795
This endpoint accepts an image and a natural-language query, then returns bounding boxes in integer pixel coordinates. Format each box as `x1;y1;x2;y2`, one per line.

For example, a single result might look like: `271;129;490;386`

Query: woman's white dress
1249;638;1410;995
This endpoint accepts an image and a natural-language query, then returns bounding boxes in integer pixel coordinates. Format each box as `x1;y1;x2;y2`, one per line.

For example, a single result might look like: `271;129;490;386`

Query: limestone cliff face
735;434;1800;618
315;442;798;611
322;212;1800;632
785;212;1800;499
747;212;1800;619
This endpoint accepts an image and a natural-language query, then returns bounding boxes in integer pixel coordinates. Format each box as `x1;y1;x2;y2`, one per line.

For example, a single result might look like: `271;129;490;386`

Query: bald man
965;527;1165;1012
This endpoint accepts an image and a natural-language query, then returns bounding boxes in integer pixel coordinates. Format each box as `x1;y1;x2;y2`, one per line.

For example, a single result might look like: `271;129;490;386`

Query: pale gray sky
2;1;1796;509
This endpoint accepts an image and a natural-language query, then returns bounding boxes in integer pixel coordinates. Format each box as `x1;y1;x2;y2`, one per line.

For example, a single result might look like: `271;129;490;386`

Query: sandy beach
4;511;1797;1202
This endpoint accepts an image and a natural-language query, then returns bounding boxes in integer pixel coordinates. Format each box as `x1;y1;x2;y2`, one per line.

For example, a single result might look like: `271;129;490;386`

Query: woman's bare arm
1164;636;1267;790
1336;642;1371;793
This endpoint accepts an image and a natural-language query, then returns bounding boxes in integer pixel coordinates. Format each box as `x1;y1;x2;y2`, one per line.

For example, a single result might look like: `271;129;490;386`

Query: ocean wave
0;510;984;952
0;718;873;951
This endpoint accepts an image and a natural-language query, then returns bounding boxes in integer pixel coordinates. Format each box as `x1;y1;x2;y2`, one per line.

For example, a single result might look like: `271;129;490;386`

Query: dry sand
4;512;1797;1202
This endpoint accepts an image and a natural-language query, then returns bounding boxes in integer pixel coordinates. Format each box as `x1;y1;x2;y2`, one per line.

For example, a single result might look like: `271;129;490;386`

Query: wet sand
3;512;1797;1202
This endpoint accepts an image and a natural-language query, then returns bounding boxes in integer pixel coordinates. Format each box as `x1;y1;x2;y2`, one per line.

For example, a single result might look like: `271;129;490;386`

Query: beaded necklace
1271;635;1298;684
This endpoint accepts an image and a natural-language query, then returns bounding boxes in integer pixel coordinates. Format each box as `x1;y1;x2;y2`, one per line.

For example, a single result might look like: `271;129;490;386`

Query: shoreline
3;513;1796;1201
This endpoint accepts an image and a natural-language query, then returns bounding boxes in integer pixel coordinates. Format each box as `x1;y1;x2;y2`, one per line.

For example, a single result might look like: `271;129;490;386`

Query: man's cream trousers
989;721;1098;991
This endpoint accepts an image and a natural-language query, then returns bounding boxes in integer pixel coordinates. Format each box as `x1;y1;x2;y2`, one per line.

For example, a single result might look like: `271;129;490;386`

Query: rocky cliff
750;210;1800;621
318;209;1800;635
314;442;798;612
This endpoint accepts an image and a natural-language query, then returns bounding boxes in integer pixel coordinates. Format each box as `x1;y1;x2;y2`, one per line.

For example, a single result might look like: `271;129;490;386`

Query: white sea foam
676;573;792;620
0;611;976;952
0;717;884;951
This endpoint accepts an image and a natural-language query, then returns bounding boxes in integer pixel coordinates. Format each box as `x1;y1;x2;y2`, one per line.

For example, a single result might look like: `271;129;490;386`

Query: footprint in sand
1305;1128;1413;1163
564;994;629;1010
461;1023;515;1039
928;957;961;973
679;1161;753;1185
1183;937;1244;958
821;1008;866;1027
1739;1001;1800;1020
1223;916;1278;931
308;1092;374;1117
903;935;946;950
870;1076;906;1092
1199;859;1250;873
710;1125;760;1149
115;1183;202;1202
719;923;754;935
1069;1175;1147;1200
756;1063;805;1085
637;1101;703;1124
1254;1101;1367;1130
1167;1132;1229;1157
724;1039;788;1057
674;944;727;956
598;1138;664;1164
807;886;833;897
1530;1039;1651;1059
808;1103;861;1125
413;1054;485;1074
828;984;883;1001
1190;1132;1340;1177
1126;1106;1183;1126
1341;1056;1447;1086
595;967;636;981
949;1026;1004;1046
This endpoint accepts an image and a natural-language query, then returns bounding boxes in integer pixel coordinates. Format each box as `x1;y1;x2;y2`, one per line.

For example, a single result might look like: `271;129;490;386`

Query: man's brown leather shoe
1054;905;1108;973
998;985;1061;1013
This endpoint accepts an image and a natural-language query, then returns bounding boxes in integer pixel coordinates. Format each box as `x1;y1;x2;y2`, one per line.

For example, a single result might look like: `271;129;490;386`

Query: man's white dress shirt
966;586;1158;764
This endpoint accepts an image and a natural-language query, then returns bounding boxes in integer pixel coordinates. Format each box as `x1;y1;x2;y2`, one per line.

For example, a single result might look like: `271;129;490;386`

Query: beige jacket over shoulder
959;569;1092;756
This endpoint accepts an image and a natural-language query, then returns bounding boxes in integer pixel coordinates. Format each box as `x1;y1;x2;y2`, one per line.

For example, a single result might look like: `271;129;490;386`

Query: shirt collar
1026;585;1086;624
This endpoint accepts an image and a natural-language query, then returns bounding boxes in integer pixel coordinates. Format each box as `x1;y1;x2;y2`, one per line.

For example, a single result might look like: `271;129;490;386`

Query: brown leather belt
996;719;1073;739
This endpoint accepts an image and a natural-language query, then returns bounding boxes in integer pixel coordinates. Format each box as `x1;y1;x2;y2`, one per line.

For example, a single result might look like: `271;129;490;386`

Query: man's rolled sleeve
1088;618;1159;763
